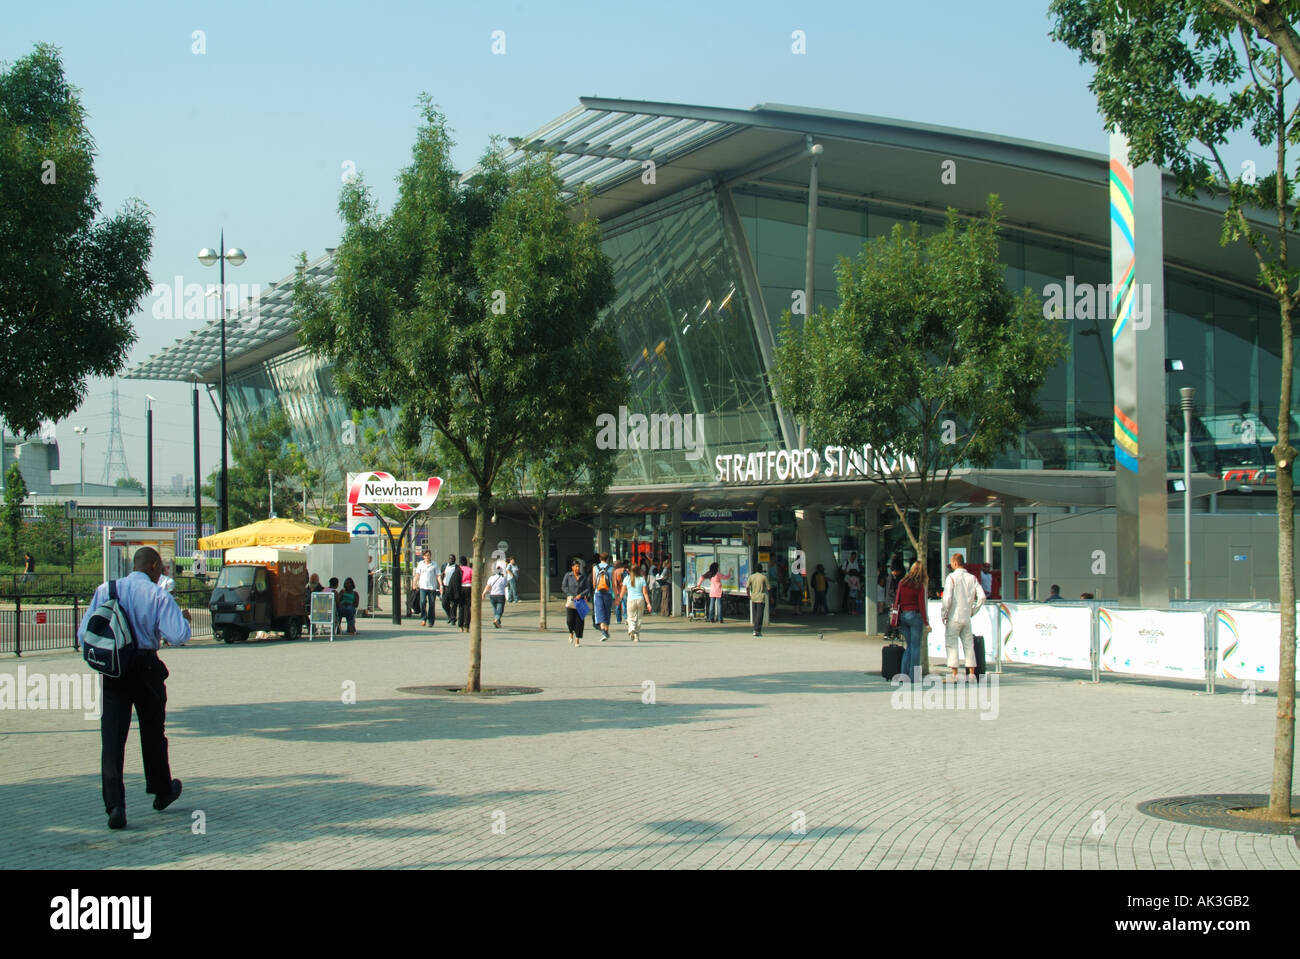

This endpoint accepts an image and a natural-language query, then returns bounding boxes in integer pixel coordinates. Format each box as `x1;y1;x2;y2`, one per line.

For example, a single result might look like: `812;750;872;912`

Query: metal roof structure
128;97;1268;383
126;252;335;383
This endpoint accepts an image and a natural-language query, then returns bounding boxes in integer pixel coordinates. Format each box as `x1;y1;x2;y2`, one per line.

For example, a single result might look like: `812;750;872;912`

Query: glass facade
732;185;1288;477
212;140;1291;500
599;184;784;484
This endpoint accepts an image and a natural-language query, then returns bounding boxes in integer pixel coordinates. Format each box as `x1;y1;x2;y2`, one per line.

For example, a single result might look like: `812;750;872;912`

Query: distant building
1;430;60;496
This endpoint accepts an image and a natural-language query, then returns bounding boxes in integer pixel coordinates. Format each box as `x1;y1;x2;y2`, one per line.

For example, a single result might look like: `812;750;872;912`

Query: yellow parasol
197;518;352;550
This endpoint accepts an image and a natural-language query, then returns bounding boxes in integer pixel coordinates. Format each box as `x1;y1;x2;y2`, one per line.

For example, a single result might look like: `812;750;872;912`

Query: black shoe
153;779;182;812
108;806;127;830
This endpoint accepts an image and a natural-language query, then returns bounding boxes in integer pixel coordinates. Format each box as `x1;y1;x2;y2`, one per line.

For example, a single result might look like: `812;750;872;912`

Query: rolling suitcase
973;634;987;679
881;643;904;680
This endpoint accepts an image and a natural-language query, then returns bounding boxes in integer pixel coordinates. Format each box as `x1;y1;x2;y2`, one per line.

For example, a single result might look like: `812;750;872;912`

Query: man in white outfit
940;553;985;681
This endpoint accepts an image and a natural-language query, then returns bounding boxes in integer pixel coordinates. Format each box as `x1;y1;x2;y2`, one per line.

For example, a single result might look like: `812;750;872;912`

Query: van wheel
222;627;248;644
285;619;302;641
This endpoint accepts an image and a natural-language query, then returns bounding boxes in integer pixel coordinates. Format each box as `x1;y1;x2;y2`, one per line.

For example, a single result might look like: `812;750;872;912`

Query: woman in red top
895;561;929;681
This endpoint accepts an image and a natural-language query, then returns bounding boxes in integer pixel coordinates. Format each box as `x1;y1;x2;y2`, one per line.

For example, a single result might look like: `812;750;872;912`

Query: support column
1110;133;1170;608
598;511;610;556
940;514;950;567
670;509;682;617
863;506;879;635
1001;499;1017;601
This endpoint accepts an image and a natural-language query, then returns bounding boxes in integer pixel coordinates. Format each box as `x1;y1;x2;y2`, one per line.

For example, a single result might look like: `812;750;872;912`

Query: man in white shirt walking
940;553;985;682
415;549;439;627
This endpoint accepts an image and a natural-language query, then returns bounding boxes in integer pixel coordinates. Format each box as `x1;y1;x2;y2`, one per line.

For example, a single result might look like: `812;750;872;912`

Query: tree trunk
538;518;548;630
464;491;489;693
916;508;931;677
1270;293;1297;819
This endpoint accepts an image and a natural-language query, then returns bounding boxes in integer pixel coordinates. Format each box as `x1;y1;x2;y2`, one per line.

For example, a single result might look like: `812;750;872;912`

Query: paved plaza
1;600;1297;869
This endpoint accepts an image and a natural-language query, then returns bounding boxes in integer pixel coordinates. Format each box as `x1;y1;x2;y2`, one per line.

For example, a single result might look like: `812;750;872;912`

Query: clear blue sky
6;0;1110;488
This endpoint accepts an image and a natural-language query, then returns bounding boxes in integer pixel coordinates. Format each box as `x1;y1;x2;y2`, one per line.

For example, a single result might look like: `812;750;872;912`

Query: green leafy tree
114;476;143;492
1051;0;1299;824
0;44;152;435
2;463;28;562
510;426;618;631
203;410;310;528
294;100;626;691
772;199;1066;671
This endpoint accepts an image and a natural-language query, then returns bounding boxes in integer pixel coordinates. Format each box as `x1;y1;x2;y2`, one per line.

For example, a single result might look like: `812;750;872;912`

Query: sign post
347;471;443;625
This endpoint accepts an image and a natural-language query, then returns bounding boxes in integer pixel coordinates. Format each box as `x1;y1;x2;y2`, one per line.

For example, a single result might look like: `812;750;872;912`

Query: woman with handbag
895;561;929;682
562;560;591;647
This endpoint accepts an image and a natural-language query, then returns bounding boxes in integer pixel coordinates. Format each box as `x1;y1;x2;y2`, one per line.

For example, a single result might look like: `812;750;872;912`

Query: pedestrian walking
624;562;651;642
415;549;438;626
940;553;986;681
591;553;614;641
22;551;35;583
563;560;591;646
482;564;508;628
895;561;929;681
613;558;628;624
458;556;473;632
77;546;190;830
506;557;519;603
746;563;770;636
442;554;459;624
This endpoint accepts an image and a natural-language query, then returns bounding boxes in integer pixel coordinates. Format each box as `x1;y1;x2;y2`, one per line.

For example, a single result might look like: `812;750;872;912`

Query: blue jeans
507;578;518;602
707;596;722;622
420;589;437;622
338;604;357;632
615;593;627;623
899;610;924;680
593;590;612;626
490;595;505;621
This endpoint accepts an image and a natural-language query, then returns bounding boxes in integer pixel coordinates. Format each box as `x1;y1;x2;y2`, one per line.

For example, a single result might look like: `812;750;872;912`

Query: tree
1051;0;1299;824
202;410;310;528
771;199;1066;667
0;44;152;435
114;476;143;492
2;463;28;563
294;100;626;691
510;429;618;631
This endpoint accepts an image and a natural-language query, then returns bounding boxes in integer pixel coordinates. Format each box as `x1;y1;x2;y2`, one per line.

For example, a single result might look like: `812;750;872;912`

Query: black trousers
566;605;585;638
101;651;172;813
458;585;472;628
751;601;766;634
441;588;456;623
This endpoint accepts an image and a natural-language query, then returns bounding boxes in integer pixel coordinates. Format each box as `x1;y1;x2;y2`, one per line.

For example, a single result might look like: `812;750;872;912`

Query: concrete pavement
1;598;1297;869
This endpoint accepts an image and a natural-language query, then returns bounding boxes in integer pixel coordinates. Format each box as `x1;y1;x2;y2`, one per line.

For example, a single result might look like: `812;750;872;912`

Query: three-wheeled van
209;547;308;642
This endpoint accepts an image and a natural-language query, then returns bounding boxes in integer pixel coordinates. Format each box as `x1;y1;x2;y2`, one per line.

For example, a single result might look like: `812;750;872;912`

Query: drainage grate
397;684;542;697
1137;794;1300;836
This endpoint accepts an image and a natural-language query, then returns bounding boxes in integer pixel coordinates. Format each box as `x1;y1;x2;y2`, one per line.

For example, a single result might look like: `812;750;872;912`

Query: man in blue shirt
78;547;191;830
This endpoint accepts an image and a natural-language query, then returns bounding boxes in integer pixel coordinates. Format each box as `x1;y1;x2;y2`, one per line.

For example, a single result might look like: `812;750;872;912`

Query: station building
128;98;1300;619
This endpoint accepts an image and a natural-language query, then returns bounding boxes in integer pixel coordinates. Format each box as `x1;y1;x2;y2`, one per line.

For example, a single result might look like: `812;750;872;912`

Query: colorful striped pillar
1110;133;1169;607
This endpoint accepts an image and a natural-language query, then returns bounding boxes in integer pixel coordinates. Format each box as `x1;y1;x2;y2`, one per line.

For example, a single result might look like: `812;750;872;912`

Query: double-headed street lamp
198;233;246;533
145;394;157;526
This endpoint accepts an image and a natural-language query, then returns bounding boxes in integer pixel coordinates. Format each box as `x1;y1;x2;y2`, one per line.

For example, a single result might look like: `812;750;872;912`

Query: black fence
0;583;213;656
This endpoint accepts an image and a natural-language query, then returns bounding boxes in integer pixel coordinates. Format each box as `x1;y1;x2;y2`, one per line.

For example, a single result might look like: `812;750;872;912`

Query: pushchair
688;586;709;622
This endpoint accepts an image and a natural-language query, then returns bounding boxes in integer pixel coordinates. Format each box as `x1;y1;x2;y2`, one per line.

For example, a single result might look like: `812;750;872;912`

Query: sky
4;0;1113;490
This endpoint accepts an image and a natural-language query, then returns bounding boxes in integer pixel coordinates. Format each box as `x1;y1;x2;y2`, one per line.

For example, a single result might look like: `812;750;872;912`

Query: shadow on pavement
168;695;757;744
0;772;552;868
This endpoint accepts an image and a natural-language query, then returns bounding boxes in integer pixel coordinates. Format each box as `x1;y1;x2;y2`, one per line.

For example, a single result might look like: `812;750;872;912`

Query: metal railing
1;584;213;656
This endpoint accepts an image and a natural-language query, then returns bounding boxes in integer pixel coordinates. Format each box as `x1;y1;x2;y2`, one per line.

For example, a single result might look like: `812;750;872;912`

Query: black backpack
82;580;137;678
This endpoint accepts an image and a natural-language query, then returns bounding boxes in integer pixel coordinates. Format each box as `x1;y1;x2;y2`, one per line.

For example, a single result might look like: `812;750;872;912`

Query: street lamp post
1180;387;1196;600
73;426;87;497
268;468;274;518
145;394;157;527
198;232;246;533
192;371;202;555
